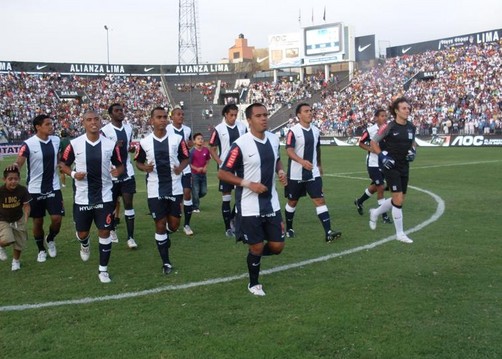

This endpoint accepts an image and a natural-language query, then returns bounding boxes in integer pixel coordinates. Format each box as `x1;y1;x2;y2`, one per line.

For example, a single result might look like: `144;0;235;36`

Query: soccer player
190;132;211;212
136;106;190;275
167;107;194;236
354;109;392;223
218;103;287;297
0;167;31;271
284;103;342;242
59;129;71;188
209;103;247;237
101;103;138;248
60;110;124;283
10;114;64;262
369;97;417;244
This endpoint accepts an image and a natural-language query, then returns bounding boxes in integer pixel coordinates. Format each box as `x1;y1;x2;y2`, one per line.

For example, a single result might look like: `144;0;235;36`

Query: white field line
0;182;445;312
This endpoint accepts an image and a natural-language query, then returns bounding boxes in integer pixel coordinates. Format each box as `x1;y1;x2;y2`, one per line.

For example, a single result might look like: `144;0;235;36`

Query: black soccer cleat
326;229;342;243
382;214;393;224
354;200;363;216
162;263;173;275
286;229;295;238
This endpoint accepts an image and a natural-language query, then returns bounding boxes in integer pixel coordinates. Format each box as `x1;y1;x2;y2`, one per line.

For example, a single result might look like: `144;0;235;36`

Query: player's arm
110;145;124;177
173;139;190;175
285;129;313;171
218;145;267;194
135;145;154;173
22;191;31;224
358;131;371;152
316;137;323;176
275;158;287;187
8;144;28;170
59;144;87;180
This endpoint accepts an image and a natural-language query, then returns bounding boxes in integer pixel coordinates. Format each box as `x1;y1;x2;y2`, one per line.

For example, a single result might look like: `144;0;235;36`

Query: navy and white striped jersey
209;121;247;165
62;134;122;205
221;132;281;217
19;135;61;193
285;123;321;181
359;123;379;168
101;122;135;181
167;123;192;175
136;132;190;198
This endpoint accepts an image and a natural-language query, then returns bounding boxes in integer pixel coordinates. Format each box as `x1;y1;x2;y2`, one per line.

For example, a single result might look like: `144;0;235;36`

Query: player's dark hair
295;103;311;116
33;114;52;132
222;103;238;116
245;103;266;119
150;106;166;118
390;97;411;118
374;109;386;117
108;103;122;115
3;166;20;179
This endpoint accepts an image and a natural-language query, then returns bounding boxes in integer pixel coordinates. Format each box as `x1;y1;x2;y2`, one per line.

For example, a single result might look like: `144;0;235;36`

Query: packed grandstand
0;34;500;145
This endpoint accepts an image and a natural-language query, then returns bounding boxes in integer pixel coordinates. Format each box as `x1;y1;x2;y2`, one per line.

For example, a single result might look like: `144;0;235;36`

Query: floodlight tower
178;0;200;64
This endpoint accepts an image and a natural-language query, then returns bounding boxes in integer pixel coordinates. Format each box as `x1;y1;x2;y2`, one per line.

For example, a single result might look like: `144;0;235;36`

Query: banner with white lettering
0;61;235;76
386;28;501;58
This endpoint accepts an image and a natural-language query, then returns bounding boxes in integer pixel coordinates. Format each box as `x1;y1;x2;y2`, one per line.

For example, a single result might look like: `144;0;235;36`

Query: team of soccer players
1;97;417;295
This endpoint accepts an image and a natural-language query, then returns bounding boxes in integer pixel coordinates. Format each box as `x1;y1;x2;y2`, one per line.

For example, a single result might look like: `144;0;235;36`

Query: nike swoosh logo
257;56;269;63
104;223;111;228
393;132;399;136
402;47;412;54
33;150;39;153
144;67;154;72
251;262;261;267
77;152;83;155
249;153;256;157
36;65;47;70
358;44;371;52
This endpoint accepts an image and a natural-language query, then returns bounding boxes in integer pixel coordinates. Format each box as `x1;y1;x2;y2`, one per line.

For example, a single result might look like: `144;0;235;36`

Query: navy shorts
112;177;137;202
182;173;192;190
219;180;235;193
285;177;324;200
73;202;115;232
30;190;65;218
147;196;183;220
238;210;285;245
367;167;385;186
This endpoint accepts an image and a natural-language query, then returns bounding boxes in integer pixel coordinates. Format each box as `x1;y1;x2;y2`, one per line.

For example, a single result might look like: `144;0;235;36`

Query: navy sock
247;252;261;287
222;201;231;230
35;236;45;251
125;214;135;239
317;211;331;235
99;242;112;267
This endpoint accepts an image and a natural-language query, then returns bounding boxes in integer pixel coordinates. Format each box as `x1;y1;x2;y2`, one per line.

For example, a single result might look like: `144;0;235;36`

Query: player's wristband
71;171;77;179
240;179;251;188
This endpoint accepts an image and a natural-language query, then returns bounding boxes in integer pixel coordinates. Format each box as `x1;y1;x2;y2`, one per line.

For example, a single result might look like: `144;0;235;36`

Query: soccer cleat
47;241;57;258
192;209;200;213
127;238;138;249
326;229;342;243
183;225;194;236
162;263;173;275
11;260;21;271
354;199;364;215
110;230;119;243
225;229;235;238
286;229;295;238
98;271;112;283
248;284;266;296
382;215;393;224
80;245;90;262
396;233;413;244
37;250;47;263
0;246;7;261
369;209;377;230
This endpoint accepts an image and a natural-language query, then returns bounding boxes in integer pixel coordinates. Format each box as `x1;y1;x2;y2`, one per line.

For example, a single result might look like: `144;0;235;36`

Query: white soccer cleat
183;225;194;236
47;241;57;258
0;247;7;261
127;238;138;249
248;284;266;296
396;233;413;244
11;260;21;271
98;271;112;283
80;245;90;262
110;230;119;243
369;209;377;230
37;250;47;263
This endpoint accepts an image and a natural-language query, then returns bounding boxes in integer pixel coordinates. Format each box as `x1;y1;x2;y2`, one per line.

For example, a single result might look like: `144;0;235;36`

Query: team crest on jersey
408;131;414;140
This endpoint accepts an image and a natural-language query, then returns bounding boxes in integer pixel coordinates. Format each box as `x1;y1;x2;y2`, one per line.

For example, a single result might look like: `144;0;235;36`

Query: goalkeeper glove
406;147;417;162
378;152;395;170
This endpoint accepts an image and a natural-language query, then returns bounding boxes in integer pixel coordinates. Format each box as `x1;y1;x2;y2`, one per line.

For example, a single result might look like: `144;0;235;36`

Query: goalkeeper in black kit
368;97;417;244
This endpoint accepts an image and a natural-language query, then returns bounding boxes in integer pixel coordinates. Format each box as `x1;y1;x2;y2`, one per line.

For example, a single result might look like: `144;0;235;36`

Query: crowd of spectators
1;42;500;143
312;42;501;136
0;73;167;141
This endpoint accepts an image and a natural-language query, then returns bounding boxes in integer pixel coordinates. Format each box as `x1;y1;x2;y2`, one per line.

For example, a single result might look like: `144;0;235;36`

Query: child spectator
0;167;31;271
190;133;211;212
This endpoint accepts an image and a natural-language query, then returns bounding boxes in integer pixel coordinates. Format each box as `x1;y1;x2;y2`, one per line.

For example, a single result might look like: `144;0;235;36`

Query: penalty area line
0;185;444;312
